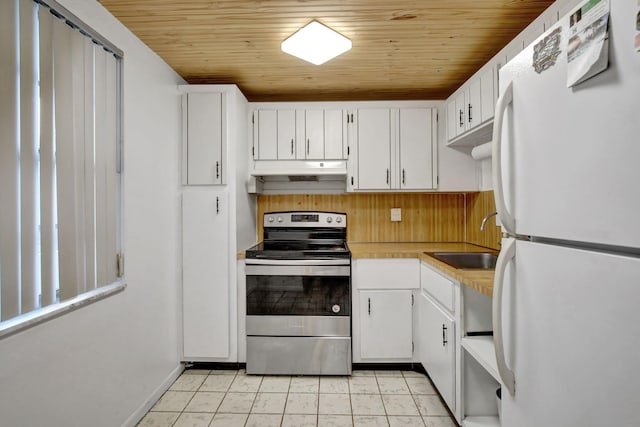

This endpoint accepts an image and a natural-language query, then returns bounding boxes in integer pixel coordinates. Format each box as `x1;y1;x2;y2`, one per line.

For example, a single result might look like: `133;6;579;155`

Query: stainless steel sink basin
427;252;498;270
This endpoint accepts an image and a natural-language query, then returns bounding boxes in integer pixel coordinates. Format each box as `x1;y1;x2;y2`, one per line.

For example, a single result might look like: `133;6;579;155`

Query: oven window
246;275;350;316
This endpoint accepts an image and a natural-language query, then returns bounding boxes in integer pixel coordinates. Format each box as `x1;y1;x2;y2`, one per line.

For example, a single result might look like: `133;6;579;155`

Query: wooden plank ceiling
98;0;554;101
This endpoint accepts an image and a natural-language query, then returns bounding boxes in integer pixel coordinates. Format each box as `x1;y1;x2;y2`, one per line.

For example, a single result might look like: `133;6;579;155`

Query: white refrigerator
491;1;640;426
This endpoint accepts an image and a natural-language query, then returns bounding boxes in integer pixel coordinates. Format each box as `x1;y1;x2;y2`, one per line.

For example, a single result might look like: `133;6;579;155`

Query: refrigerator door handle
492;81;516;235
493;236;516;395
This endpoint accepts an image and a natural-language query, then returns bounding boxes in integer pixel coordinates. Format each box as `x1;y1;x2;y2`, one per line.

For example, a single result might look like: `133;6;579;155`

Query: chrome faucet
480;211;498;231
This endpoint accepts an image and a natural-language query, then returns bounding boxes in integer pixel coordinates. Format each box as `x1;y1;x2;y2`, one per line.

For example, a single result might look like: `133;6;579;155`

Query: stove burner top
246;211;350;261
245;240;350;260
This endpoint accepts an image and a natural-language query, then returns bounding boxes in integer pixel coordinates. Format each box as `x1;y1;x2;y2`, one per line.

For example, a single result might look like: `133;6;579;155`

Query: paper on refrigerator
635;0;640;52
566;0;610;87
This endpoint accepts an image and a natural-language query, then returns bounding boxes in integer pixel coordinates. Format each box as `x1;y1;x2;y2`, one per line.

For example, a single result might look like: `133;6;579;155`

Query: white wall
0;1;185;426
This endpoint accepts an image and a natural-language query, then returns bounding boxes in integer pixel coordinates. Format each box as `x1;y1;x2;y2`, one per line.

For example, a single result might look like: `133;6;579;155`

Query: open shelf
446;120;494;148
461;336;500;382
462;415;500;427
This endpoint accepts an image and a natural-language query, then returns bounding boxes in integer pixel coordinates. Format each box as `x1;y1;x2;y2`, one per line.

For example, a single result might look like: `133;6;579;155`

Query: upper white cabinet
355;109;391;190
252;107;345;161
399;108;435;190
183;92;224;184
445;0;582;148
324;109;345;159
352;107;436;191
446;66;495;144
277;110;296;160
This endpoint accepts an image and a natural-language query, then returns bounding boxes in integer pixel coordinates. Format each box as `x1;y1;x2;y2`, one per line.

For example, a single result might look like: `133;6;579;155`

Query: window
0;0;123;330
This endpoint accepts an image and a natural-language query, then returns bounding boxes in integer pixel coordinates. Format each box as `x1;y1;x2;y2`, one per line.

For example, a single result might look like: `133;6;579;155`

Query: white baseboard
121;363;184;427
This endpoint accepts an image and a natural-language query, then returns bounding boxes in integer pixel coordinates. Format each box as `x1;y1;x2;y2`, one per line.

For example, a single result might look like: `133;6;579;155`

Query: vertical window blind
0;0;122;323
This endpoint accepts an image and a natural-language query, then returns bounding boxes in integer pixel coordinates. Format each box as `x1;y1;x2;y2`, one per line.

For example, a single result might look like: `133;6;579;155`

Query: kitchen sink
426;252;498;270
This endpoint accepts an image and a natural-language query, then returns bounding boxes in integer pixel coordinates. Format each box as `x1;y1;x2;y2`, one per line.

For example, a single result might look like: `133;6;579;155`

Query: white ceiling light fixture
281;20;352;65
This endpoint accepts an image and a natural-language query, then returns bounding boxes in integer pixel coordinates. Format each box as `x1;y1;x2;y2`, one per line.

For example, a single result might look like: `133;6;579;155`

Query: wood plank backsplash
257;193;466;243
465;191;502;250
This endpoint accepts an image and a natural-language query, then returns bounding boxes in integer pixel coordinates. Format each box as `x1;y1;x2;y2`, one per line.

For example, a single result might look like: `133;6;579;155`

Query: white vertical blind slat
54;18;83;302
83;38;97;292
19;0;39;313
94;47;108;288
105;53;119;284
0;0;21;321
38;4;57;308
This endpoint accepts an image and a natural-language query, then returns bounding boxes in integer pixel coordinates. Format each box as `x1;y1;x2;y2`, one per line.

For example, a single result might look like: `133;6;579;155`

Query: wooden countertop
348;242;496;298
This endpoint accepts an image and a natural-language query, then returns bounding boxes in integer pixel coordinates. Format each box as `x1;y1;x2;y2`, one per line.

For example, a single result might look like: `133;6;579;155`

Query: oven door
245;263;351;336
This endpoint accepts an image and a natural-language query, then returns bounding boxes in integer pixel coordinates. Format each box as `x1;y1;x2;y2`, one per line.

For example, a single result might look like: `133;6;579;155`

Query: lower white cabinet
419;292;456;411
352;258;419;362
359;290;413;359
182;189;230;360
419;261;462;423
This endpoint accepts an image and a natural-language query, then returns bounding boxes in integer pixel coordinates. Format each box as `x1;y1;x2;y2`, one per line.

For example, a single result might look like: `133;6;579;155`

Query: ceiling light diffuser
281;21;352;65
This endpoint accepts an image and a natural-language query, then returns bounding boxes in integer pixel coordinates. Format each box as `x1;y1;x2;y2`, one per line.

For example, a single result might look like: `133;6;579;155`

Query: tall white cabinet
180;84;256;362
182;189;229;358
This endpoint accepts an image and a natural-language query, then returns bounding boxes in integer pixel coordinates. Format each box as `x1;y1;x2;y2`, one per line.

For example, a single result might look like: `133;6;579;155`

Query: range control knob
277;217;283;223
326;217;333;223
332;304;341;313
336;217;343;224
267;217;274;223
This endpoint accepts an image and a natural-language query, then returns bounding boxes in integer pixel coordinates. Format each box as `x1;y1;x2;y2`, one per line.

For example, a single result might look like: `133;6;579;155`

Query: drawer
355;259;420;290
420;262;455;312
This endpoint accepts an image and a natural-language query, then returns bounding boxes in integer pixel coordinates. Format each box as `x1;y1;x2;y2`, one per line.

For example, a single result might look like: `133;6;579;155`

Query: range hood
250;160;347;178
249;160;347;194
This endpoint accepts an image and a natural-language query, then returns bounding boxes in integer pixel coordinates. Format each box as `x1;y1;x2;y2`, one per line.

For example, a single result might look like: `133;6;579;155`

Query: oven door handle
245;259;351;266
246;264;351;277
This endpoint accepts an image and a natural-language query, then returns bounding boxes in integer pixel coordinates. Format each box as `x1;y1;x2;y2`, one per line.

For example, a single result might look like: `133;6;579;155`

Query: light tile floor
138;369;458;427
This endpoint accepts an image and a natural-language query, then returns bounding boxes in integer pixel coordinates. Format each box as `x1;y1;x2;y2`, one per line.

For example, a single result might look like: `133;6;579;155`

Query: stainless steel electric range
245;211;351;375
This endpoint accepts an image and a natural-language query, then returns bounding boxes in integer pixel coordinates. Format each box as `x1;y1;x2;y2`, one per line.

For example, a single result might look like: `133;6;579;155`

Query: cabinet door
359;290;413;359
305;110;324;159
182;189;229;359
186;92;222;184
454;92;466;137
466;79;481;131
480;67;495;123
256;110;277;160
277;109;296;159
357;109;391;190
399;108;434;190
446;99;458;142
324;109;344;159
419;292;455;411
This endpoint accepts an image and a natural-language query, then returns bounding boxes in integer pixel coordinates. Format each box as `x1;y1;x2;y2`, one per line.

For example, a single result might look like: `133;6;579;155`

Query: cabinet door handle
386;169;389;185
402;169;406;185
459;109;464;127
468;103;473;123
442;324;448;347
368;298;371;315
307;139;310;155
215;161;220;179
291;139;294;155
216;196;220;214
351;176;354;186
